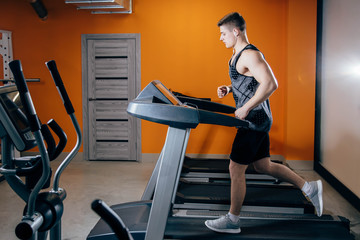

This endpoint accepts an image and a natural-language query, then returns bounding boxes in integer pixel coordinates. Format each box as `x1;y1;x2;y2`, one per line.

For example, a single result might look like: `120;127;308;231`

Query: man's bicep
247;53;274;84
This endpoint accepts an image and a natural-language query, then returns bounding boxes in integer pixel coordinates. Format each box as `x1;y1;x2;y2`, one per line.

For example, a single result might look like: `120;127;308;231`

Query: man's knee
252;159;271;174
229;160;247;179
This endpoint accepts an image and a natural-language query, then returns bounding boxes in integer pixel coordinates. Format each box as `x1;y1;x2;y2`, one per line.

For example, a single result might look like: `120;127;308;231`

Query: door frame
81;33;141;161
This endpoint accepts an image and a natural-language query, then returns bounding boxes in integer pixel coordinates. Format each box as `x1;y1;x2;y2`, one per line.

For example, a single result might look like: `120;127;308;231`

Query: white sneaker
205;214;241;233
308;180;323;217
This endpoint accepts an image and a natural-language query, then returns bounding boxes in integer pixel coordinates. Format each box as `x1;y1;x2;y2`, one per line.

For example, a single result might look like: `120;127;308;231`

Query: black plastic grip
47;119;67;160
15;212;43;240
41;124;56;160
8;60;28;94
45;60;75;114
15;221;35;240
9;60;41;132
91;199;134;240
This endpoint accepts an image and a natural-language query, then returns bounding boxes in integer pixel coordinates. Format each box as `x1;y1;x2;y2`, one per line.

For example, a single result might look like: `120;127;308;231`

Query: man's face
219;25;236;48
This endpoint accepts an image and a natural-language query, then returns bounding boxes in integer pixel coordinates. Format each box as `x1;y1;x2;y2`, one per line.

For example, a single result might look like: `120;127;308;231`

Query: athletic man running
205;12;323;234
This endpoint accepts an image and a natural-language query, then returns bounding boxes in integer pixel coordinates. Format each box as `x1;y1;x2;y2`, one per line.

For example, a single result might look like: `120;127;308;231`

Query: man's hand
235;106;249;120
217;85;231;98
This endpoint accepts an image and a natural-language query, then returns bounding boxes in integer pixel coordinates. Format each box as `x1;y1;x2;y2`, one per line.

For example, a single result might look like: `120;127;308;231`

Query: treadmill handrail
198;109;249;128
177;96;236;114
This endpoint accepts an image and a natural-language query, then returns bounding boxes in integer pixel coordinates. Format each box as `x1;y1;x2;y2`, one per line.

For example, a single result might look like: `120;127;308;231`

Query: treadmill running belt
176;182;314;212
182;157;284;174
182;158;230;173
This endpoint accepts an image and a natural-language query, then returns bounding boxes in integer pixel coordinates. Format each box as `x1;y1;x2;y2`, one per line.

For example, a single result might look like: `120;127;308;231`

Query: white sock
302;181;312;196
228;212;240;222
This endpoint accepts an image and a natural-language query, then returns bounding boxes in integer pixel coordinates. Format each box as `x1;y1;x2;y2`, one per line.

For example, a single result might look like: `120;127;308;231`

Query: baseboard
21;152;84;162
314;161;360;212
286;160;314;170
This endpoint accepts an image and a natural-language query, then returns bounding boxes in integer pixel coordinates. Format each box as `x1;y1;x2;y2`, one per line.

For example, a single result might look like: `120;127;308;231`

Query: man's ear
233;28;240;37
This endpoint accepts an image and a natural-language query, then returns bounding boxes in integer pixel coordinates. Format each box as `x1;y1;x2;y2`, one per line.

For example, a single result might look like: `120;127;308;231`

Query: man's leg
205;159;246;233
252;157;305;188
229;160;248;215
252;157;323;216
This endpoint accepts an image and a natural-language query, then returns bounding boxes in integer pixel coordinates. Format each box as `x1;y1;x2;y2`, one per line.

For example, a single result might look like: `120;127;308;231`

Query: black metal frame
314;0;360;212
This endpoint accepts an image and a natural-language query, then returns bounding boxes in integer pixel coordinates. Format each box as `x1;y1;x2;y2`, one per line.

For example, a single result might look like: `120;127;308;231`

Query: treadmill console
153;81;184;106
127;80;249;129
134;80;184;106
0;85;36;151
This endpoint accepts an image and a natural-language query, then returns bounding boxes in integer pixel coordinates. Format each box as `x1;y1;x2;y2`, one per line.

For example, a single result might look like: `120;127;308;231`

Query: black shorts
230;128;270;165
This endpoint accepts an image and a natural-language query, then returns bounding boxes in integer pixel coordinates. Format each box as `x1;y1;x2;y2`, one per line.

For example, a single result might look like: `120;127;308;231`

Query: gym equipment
87;80;353;240
91;199;134;240
0;59;81;240
139;94;313;215
89;201;352;240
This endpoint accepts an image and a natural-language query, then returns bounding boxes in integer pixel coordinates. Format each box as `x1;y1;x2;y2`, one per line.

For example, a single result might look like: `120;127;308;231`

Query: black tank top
229;44;272;132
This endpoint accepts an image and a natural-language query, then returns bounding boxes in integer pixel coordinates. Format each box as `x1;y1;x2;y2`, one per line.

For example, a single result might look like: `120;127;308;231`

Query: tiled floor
0;155;359;240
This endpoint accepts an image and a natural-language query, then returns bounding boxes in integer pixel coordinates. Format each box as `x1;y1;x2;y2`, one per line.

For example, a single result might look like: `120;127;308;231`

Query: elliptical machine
0;59;82;239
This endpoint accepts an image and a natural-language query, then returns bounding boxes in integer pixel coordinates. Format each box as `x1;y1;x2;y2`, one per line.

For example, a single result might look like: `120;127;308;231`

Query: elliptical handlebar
41;124;56;160
47;119;68;160
45;60;82;191
9;60;51;239
45;60;74;115
8;60;41;132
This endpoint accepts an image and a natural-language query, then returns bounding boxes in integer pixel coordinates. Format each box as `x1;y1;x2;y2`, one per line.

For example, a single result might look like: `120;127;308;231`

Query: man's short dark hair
217;12;246;31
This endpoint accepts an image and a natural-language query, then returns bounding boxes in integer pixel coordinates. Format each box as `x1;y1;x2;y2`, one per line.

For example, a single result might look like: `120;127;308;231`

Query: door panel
90;101;129;120
82;34;140;161
94;79;128;99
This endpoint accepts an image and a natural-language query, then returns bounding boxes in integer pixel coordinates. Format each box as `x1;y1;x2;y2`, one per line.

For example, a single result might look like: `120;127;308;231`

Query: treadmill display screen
153;81;183;106
0;86;34;141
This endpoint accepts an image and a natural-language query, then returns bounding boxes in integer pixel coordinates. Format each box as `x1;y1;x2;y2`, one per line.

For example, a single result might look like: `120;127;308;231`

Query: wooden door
82;34;140;161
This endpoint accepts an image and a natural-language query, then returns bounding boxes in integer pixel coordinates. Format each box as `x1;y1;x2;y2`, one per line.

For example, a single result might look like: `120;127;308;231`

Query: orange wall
286;0;317;160
0;0;317;160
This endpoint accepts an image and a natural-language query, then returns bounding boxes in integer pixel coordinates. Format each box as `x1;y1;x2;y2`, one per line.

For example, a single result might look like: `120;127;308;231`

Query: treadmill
87;80;353;240
139;94;313;215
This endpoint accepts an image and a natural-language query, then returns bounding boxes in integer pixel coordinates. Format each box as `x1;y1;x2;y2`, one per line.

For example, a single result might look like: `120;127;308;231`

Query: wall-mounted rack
0;30;13;81
65;0;133;14
0;31;40;85
0;79;40;83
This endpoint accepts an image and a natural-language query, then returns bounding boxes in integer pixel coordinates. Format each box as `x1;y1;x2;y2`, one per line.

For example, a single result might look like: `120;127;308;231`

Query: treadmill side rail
145;127;190;240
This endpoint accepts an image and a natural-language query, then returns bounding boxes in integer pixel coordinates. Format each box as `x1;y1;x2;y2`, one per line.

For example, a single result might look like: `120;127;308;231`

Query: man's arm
234;50;278;120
